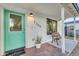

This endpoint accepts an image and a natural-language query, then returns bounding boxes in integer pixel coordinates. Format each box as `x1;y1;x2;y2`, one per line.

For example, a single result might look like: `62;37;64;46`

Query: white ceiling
0;3;73;20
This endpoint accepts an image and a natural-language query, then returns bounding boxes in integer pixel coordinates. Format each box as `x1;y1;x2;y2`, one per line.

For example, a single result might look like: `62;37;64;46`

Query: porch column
61;7;65;53
74;16;77;41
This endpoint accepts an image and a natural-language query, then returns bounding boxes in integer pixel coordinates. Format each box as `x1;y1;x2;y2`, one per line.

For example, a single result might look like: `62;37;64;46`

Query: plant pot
36;44;41;48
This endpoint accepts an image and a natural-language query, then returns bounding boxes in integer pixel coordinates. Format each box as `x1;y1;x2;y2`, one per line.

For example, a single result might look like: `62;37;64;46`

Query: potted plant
35;36;42;48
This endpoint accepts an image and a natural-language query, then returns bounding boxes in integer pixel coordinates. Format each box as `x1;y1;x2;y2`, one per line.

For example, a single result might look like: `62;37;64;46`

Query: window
47;18;57;35
9;14;22;31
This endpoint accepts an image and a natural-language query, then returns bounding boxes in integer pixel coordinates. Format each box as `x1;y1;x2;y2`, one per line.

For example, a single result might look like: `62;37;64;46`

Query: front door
4;9;25;52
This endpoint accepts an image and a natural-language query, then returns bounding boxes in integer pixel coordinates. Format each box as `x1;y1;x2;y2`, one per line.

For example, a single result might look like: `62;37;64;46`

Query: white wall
26;14;47;48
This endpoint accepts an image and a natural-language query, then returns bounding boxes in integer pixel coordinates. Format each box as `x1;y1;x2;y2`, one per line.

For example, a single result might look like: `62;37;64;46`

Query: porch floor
21;43;68;56
48;39;77;55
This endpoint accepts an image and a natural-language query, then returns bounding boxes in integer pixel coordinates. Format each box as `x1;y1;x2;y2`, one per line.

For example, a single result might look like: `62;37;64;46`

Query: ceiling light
29;13;33;16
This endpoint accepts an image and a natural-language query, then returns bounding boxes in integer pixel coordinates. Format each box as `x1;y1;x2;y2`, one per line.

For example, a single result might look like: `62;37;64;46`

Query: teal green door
4;9;25;52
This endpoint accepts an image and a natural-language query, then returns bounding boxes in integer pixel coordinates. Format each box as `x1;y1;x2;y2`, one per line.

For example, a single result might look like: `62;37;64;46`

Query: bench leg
56;39;59;45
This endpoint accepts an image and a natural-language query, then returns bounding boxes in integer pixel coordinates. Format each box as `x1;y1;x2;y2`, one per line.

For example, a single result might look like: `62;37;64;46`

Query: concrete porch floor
70;43;79;56
21;43;68;56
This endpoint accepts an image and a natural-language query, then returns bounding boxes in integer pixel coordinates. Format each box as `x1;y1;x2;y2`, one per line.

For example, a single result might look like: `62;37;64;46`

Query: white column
74;16;77;41
61;7;65;53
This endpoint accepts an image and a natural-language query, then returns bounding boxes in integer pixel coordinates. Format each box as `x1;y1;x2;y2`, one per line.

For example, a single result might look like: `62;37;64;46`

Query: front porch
21;39;77;56
22;43;67;56
0;3;79;56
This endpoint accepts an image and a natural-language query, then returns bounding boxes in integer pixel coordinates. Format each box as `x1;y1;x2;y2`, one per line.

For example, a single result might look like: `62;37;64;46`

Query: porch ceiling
0;3;78;20
61;3;79;17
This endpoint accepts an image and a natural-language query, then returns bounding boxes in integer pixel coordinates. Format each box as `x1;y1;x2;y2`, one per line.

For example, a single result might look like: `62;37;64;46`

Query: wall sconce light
27;13;34;23
29;13;33;17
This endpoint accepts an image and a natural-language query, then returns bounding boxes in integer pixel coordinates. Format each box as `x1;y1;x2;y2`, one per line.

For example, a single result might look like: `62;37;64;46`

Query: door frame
4;9;26;55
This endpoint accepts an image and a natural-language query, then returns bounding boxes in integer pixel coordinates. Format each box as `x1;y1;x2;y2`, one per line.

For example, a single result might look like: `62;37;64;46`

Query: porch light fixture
29;13;33;16
27;13;34;22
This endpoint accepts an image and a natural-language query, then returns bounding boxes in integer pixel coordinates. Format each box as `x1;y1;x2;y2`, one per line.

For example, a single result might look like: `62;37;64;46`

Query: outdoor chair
51;32;61;45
